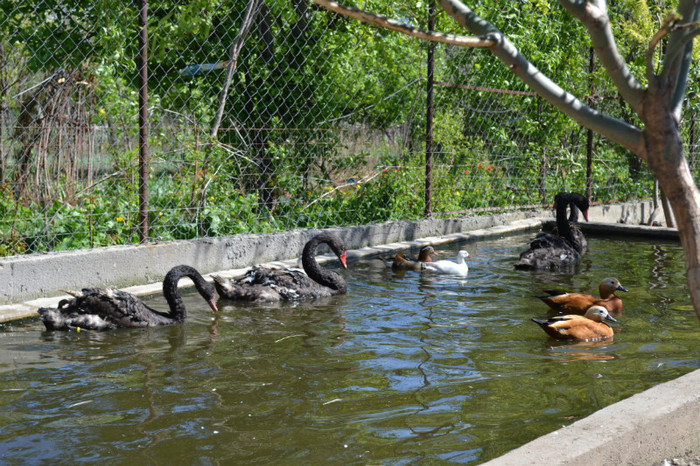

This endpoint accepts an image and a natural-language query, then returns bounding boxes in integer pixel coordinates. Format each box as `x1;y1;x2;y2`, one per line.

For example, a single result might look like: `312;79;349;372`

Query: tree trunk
642;94;700;318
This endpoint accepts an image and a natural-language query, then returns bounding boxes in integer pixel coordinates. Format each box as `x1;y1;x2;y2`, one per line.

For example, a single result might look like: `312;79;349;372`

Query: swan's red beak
583;209;589;222
339;251;348;269
209;298;219;313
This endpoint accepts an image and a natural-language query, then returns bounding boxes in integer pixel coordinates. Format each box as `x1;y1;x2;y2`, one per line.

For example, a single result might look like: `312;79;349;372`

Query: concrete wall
0;200;659;309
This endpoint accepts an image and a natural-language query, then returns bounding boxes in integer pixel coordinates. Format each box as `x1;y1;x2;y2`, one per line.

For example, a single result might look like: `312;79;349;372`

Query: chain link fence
1;1;697;256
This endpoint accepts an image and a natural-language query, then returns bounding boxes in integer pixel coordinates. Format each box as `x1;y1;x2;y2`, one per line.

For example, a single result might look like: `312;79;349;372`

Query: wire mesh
0;1;697;256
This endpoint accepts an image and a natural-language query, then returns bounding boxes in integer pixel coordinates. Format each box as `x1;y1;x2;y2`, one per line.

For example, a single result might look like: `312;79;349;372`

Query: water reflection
542;339;619;362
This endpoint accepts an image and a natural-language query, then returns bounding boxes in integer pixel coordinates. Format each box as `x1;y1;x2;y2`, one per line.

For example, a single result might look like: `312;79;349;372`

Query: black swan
551;192;589;254
38;265;219;331
213;232;348;302
514;192;589;270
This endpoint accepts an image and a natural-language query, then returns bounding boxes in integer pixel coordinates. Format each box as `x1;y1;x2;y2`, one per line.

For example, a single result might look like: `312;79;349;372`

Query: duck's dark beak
617;285;628;292
339;251;348;269
605;314;617;323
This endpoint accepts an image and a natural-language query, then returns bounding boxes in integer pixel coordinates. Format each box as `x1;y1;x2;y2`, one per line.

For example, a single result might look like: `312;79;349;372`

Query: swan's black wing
551;222;587;254
38;288;161;330
514;232;580;270
214;266;340;302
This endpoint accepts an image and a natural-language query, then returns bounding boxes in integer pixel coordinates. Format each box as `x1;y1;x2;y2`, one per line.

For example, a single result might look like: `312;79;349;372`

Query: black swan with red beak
515;192;589;270
213;232;348;302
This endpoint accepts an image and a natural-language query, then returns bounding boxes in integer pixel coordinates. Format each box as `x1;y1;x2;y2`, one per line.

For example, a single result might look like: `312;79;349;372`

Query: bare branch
646;13;681;87
312;0;494;48
663;1;700;118
210;0;261;140
559;0;645;114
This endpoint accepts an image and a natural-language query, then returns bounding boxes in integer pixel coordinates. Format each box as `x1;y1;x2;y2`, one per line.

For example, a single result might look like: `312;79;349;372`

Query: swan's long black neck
162;265;214;322
301;233;347;293
555;196;576;246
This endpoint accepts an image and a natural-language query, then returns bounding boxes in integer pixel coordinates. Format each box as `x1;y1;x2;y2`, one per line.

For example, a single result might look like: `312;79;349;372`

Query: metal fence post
424;0;435;218
137;0;149;243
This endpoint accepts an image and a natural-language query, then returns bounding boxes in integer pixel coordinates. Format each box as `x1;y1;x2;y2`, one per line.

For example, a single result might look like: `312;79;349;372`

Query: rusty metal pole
585;46;594;201
137;0;149;243
424;0;435;218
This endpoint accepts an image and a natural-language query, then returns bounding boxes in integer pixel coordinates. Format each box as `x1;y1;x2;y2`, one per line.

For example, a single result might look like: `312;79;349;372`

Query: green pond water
0;233;696;464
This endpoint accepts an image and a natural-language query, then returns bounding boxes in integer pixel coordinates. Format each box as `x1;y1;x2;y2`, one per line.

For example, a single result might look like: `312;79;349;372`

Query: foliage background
1;0;698;256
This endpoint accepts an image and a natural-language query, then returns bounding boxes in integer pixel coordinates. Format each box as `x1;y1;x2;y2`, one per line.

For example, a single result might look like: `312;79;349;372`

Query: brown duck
538;278;628;317
531;305;617;341
388;245;438;271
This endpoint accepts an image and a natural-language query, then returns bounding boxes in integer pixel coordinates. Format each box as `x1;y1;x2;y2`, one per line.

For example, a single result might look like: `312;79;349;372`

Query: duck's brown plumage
538;278;628;317
531;305;616;341
389;245;437;271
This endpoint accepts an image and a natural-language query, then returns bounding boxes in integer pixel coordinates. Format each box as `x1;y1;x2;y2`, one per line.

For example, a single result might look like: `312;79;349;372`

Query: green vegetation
0;1;692;257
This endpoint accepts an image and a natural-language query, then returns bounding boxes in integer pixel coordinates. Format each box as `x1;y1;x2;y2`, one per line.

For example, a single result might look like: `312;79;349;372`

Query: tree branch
665;0;700;119
648;13;679;86
210;0;261;140
312;0;494;48
313;0;646;156
437;0;645;156
559;0;645;114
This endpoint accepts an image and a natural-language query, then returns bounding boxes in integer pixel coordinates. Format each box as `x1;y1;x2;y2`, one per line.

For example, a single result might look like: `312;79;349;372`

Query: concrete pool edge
0;216;545;323
1;209;552;309
0;199;659;310
483;367;700;465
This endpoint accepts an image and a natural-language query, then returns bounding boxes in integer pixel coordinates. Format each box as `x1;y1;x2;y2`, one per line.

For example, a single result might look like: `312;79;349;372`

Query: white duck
421;250;471;276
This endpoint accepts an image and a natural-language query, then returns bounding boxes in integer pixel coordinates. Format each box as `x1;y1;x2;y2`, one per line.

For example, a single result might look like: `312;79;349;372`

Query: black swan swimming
38;265;219;331
551;191;589;254
514;192;589;270
213;232;348;302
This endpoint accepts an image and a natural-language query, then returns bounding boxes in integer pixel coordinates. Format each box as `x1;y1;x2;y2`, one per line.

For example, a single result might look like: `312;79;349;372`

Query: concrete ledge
0;216;544;323
484;368;700;465
543;221;680;240
0;211;546;307
0;199;658;308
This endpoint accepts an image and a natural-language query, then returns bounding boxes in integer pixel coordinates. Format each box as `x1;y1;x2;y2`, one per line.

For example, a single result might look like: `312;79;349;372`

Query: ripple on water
0;234;696;464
